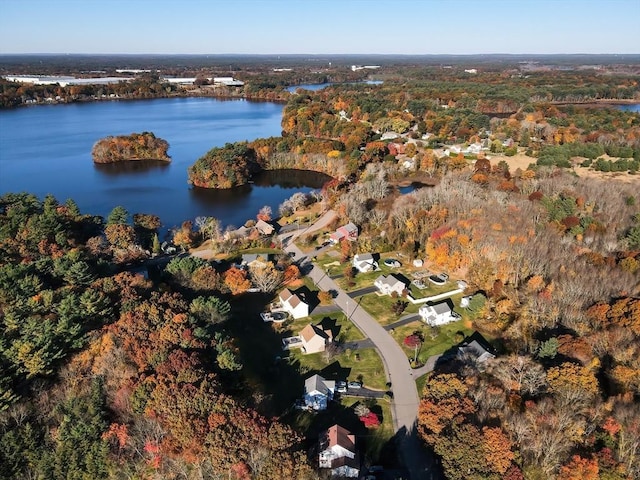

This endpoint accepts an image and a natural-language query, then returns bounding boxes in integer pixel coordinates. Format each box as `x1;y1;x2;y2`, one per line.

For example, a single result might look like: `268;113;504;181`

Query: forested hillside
0;193;314;480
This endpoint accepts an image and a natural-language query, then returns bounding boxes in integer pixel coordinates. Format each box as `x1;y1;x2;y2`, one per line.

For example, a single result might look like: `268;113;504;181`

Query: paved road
284;209;338;243
284;241;434;479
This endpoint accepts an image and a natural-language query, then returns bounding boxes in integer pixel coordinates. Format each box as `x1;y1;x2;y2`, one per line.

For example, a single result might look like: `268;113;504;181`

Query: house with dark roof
457;332;496;364
304;374;335;410
318;424;360;478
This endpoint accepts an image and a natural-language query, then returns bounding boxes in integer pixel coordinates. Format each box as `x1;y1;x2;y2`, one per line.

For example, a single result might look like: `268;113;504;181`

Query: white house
319;424;360;478
279;289;310;319
462;142;484;155
352;253;378;273
304;374;335;411
299;323;333;354
419;302;458;326
374;274;407;296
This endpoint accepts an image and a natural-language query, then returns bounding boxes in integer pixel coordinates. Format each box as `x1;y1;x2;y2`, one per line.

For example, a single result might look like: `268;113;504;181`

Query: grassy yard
285;395;394;465
415;373;428;398
341;397;394;463
407;280;461;300
390;319;474;364
280;311;366;344
286;346;387;391
357;293;420;326
229;295;386;417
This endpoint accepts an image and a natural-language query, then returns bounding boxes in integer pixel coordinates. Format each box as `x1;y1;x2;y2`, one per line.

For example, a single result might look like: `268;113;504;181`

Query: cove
0;98;328;235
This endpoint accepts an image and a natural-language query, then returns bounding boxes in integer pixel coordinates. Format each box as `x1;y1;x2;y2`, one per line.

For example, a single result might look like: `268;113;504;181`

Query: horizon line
1;52;639;57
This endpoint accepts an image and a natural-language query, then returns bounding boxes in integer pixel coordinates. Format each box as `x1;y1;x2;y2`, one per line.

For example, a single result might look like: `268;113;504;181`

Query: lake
286;80;383;92
618;103;640;112
0;98;329;235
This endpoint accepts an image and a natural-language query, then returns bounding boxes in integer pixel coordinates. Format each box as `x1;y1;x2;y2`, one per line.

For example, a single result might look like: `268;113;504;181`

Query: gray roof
376;274;405;288
305;374;335;395
430;302;452;315
458;340;495;363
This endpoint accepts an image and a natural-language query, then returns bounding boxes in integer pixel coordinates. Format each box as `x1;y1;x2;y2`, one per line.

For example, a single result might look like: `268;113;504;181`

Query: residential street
282;234;437;479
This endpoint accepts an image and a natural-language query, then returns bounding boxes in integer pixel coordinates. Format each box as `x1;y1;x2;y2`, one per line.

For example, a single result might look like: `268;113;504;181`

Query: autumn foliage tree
224;267;251;295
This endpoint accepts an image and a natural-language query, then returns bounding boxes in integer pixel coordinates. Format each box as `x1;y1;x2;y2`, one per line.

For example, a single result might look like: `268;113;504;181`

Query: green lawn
286;346;387;391
285;395;394;465
390;319;473;364
341;397;394;463
415;373;428;398
229;295;386;418
222;247;283;260
357;293;419;326
279;311;364;343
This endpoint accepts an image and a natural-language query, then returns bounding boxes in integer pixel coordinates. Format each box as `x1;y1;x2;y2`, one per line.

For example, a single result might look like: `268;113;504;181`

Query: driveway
385;313;422;331
347;285;378;298
281;239;436;479
341;386;385;399
342;339;375;350
286;209;337;242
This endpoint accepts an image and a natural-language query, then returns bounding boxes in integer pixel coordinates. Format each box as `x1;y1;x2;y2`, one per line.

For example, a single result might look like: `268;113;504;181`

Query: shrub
360;411;380;428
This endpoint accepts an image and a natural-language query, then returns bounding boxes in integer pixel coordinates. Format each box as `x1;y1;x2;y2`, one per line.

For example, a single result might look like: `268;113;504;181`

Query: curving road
282;226;437;479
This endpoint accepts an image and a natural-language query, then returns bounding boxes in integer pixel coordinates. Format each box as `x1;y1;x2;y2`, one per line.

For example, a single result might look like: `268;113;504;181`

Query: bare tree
249;263;283;293
489;355;547;396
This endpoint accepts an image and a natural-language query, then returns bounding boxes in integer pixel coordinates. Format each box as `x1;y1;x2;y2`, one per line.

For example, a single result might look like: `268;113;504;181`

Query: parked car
384;258;401;268
347;381;362;389
336;381;347;393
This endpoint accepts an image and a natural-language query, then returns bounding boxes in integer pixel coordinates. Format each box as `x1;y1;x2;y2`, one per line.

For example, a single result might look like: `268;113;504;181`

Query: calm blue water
0;98;328;233
619;104;640;112
286;80;383;92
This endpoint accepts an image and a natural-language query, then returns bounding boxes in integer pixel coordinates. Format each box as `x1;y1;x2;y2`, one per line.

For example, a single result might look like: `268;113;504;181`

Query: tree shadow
319;360;351;382
317;316;341;340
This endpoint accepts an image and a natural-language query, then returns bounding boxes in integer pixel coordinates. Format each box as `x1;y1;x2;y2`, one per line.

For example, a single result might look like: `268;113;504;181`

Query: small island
92;132;170;164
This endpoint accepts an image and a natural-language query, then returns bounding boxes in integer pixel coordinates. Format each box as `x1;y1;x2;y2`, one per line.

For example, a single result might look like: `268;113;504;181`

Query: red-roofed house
330;222;358;243
319;424;360;478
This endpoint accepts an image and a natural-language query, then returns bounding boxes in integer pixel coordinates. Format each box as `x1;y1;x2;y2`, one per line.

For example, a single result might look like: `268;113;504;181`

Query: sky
0;0;638;55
